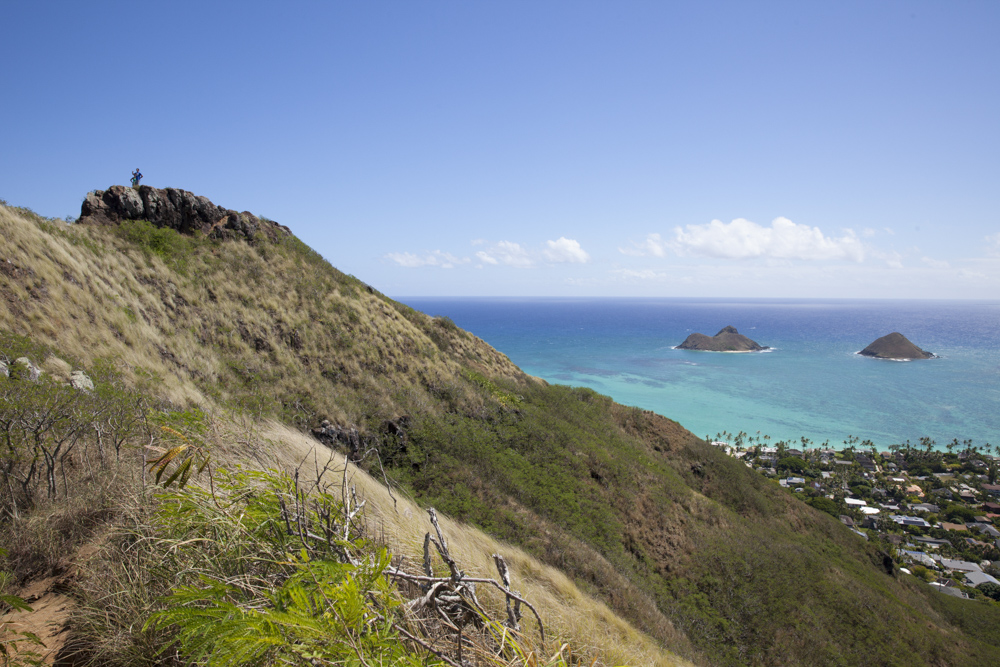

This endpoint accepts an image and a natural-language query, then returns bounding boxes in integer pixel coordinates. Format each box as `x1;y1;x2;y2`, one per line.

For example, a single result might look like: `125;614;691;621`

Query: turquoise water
399;298;1000;451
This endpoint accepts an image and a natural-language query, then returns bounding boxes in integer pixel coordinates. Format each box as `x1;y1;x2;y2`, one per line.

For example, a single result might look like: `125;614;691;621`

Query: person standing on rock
131;168;142;188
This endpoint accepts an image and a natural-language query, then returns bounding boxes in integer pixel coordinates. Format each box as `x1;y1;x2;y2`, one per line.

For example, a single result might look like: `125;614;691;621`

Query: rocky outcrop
3;356;97;390
858;332;934;360
78;185;291;243
312;416;411;462
312;420;367;461
13;357;42;381
69;371;94;392
677;325;769;352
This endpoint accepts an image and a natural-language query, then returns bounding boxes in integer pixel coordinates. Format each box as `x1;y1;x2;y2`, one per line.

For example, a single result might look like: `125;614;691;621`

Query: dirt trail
1;575;75;665
1;540;105;665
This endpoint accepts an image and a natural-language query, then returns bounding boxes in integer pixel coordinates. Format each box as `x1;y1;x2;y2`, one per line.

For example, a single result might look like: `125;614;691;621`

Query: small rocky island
676;326;769;352
858;332;934;360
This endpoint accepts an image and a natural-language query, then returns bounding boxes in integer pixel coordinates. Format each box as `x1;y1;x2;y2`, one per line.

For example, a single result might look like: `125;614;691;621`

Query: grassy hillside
3;196;1000;666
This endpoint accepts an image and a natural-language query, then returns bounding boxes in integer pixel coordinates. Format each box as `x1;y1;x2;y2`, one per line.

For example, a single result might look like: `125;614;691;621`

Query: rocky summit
79;185;291;242
676;325;769;352
859;332;934;359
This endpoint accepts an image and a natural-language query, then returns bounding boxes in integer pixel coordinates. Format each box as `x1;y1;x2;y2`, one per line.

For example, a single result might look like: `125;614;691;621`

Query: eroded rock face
677;325;769;352
79;185;291;243
858;332;934;360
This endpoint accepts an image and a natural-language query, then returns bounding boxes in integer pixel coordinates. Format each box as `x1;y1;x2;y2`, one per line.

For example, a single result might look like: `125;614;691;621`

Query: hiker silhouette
131;168;143;187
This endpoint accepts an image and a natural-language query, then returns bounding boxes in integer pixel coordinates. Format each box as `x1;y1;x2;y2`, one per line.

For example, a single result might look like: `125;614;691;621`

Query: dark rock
858;332;934;360
78;185;291;243
677;326;769;352
312;420;365;461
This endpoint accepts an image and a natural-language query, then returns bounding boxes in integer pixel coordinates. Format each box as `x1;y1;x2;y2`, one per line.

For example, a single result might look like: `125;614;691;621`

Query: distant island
858;332;935;360
677;325;769;352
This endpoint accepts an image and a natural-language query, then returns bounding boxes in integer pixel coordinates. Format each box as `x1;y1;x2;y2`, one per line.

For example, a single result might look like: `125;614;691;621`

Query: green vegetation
114;220;203;273
144;467;579;666
0;335;149;516
807;496;840;517
4;197;1000;666
145;469;434;666
943;502;979;523
776;455;808;473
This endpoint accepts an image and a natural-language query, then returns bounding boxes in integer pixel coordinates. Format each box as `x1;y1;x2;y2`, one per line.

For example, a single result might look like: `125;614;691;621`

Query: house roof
939;558;982;573
973;524;1000;538
965;571;1000;587
901;550;936;567
940;522;968;532
890;515;929;527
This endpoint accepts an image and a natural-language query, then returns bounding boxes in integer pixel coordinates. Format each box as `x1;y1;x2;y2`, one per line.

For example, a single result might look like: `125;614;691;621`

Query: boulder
0;360;7;378
78;185;291;243
69;370;95;392
858;332;934;360
677;326;769;352
13;357;41;381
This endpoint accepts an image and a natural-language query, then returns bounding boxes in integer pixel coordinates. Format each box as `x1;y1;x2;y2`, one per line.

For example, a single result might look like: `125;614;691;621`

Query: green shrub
115;220;198;272
980;582;1000;602
943;503;977;524
777;456;808;474
806;496;840;517
146;469;438;666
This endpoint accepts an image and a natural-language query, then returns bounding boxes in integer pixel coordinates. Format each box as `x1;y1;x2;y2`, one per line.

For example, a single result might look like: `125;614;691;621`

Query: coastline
399;297;1000;452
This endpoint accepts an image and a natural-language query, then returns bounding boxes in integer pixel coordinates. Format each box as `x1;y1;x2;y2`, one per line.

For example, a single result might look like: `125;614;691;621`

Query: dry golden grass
0;204;524;425
1;203;692;665
248;420;693;667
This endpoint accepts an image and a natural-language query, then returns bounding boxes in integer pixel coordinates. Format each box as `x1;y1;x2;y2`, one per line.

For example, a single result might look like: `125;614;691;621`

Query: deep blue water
398;298;1000;451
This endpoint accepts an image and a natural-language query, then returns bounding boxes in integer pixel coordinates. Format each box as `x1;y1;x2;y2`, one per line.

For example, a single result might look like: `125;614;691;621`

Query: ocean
398;298;1000;452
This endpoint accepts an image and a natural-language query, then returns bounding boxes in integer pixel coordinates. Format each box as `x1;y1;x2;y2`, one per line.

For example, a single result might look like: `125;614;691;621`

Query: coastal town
711;432;1000;602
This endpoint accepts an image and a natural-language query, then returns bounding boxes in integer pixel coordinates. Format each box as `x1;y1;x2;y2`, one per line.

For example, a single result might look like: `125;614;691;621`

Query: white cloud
613;268;670;281
385;250;469;269
986;233;1000;257
544;237;590;263
862;228;876;238
921;257;950;270
475;241;534;268
883;252;903;269
670;217;866;262
619;233;669;257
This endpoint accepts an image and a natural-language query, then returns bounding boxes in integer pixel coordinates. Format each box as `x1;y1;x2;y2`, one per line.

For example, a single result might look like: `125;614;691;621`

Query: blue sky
3;1;998;298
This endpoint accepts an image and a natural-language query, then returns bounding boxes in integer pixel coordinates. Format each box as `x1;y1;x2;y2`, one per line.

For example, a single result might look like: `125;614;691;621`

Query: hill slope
3;193;1000;666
